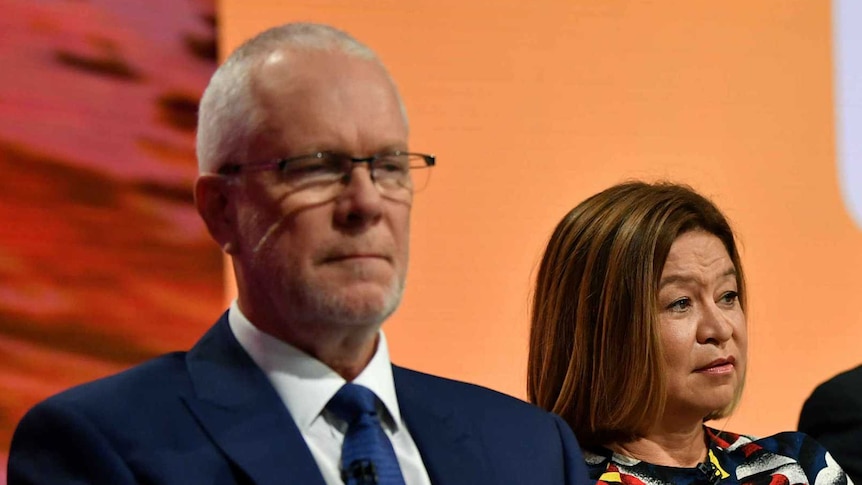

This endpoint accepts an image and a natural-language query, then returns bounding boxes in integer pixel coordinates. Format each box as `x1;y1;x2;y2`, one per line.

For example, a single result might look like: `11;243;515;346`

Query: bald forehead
195;24;407;174
252;47;391;92
248;47;407;129
239;47;408;161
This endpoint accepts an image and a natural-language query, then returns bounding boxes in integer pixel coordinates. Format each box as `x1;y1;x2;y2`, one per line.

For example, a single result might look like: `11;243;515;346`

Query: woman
528;181;850;485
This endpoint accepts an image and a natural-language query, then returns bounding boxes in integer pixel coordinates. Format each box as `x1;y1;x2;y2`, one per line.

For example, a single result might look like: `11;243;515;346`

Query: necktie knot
327;383;379;426
326;383;406;485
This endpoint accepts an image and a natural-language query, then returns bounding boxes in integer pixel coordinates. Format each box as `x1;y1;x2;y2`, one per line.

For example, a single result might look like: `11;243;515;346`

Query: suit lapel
182;314;327;485
393;367;490;485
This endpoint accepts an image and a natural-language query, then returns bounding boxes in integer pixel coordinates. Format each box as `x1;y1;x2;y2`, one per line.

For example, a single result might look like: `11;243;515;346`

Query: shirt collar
227;300;404;433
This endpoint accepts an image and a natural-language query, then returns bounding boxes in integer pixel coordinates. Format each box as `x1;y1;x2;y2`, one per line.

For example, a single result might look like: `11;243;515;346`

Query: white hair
196;23;406;174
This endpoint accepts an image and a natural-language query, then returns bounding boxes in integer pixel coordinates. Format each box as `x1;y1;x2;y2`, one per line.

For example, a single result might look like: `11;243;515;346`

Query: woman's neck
607;423;708;468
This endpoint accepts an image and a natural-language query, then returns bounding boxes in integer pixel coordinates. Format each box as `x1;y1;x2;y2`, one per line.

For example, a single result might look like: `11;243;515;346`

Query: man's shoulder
821;364;862;387
809;364;862;401
393;365;523;400
392;365;589;484
392;365;554;418
799;364;862;440
29;351;191;419
30;315;233;417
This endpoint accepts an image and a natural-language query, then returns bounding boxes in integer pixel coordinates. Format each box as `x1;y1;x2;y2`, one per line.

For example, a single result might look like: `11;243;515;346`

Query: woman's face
657;230;747;425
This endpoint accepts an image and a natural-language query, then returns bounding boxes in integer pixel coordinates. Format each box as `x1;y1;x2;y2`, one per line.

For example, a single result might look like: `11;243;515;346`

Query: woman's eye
668;297;691;312
719;291;739;305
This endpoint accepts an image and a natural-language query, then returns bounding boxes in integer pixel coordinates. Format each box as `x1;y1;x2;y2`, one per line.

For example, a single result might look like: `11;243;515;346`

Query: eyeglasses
219;150;435;201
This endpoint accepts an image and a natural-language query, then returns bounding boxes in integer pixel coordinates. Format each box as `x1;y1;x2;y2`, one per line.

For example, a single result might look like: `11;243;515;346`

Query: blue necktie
326;383;407;485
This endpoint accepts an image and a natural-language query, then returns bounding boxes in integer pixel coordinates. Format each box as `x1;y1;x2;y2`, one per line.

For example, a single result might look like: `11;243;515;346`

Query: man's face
226;49;411;338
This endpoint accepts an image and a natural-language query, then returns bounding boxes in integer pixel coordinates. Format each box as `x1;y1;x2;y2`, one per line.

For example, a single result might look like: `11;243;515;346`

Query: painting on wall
0;0;222;479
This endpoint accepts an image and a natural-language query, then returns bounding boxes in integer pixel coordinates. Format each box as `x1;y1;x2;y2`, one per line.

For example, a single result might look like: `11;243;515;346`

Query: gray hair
196;23;404;174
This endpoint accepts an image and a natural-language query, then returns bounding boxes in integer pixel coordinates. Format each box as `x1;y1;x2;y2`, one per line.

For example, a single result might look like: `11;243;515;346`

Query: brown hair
527;181;746;449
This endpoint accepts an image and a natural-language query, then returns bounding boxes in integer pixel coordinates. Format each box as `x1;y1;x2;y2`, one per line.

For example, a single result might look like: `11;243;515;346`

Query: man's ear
195;175;240;255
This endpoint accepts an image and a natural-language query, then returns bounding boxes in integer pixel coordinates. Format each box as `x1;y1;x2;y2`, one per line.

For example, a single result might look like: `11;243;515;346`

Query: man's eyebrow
659;267;737;289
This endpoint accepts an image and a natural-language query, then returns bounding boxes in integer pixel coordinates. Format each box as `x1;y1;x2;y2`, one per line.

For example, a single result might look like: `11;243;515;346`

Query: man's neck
236;299;381;381
303;331;379;381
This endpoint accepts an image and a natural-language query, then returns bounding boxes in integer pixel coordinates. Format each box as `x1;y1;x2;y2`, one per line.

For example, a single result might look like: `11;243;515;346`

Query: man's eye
281;155;341;176
285;162;326;174
379;162;409;173
372;154;408;172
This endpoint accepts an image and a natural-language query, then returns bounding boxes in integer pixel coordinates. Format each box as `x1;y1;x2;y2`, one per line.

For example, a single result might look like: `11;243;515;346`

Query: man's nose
334;164;385;226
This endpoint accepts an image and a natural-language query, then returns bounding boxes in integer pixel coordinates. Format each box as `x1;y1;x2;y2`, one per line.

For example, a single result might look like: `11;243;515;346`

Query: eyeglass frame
217;150;435;192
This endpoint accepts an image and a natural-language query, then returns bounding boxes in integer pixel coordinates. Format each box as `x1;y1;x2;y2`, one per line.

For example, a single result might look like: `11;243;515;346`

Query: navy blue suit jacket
9;313;590;484
798;365;862;485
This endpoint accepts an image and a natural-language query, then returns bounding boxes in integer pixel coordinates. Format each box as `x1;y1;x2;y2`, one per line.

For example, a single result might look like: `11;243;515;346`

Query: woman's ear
194;175;240;255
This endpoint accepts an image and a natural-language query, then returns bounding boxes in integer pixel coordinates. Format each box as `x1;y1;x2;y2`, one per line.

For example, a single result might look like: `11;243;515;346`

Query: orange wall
220;1;856;437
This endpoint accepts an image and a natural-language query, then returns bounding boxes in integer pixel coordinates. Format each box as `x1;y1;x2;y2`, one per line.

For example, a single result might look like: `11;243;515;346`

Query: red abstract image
0;0;221;480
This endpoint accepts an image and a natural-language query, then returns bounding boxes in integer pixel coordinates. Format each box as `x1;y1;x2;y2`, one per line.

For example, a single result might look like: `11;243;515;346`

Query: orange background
221;2;854;438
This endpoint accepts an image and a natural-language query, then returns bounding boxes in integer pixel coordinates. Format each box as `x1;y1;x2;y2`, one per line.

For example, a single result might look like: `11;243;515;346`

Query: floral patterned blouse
584;426;852;485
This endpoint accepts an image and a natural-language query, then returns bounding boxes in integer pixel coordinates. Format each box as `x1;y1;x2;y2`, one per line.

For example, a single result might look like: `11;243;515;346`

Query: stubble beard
284;261;406;330
245;212;409;332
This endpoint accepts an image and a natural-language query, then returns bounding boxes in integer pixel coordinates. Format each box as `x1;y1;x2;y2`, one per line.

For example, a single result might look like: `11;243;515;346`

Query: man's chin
305;284;403;327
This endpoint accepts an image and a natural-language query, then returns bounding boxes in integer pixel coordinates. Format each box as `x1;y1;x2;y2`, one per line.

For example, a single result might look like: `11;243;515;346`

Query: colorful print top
584;427;852;485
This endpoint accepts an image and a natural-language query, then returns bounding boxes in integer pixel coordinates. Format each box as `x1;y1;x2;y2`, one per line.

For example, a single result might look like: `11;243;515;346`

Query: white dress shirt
228;301;432;485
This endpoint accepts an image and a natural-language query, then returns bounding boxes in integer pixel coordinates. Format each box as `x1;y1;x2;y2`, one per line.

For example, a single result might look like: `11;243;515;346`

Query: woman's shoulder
709;427;849;484
710;427;827;456
583;429;849;484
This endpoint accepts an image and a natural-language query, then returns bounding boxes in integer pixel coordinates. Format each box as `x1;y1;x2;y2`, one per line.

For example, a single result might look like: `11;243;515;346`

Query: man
8;23;589;485
799;365;862;484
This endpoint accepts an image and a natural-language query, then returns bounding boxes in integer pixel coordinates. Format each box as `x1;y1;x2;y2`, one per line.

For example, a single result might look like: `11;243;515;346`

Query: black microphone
696;460;722;485
341;460;378;485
